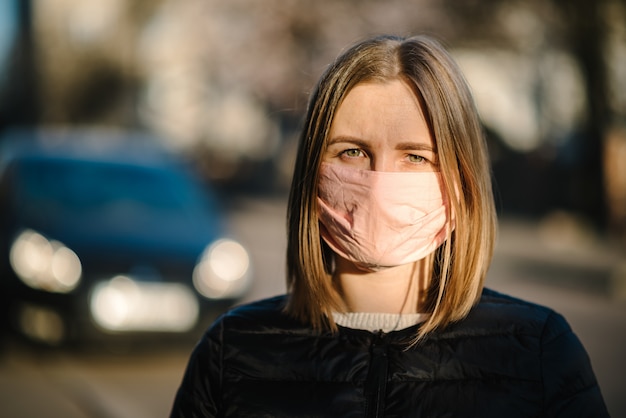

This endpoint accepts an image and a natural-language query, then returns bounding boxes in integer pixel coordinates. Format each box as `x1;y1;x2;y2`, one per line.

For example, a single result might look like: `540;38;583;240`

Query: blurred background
0;0;625;417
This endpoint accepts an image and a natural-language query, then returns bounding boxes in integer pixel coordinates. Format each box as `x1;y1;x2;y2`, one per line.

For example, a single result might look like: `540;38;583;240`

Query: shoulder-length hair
285;34;497;340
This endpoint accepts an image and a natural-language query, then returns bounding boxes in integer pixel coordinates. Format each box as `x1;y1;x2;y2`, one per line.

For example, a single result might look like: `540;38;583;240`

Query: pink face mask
317;162;454;271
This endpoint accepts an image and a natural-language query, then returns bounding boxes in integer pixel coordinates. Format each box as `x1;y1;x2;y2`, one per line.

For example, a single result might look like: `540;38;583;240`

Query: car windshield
12;157;212;222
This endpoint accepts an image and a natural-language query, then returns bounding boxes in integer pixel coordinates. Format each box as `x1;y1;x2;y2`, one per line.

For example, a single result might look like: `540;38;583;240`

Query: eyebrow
327;136;436;153
395;141;436;153
326;136;370;148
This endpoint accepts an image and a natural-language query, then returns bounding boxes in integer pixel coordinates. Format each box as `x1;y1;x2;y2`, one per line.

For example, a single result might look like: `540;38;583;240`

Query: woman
170;34;608;417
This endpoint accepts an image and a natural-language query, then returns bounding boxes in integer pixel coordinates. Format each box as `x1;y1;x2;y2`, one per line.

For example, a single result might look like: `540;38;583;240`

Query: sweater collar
332;311;429;333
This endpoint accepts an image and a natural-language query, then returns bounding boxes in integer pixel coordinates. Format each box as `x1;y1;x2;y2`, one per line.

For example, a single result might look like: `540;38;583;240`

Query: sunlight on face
324;80;437;172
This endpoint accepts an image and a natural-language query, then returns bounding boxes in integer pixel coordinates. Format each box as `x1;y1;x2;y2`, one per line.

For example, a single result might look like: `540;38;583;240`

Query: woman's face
323;80;437;173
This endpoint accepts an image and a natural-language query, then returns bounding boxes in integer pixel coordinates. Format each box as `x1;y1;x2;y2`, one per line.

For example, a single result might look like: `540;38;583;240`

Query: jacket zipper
364;331;389;418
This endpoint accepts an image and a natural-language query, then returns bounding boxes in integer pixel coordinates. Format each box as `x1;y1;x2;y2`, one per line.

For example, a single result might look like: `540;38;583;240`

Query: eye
407;154;426;164
342;149;364;158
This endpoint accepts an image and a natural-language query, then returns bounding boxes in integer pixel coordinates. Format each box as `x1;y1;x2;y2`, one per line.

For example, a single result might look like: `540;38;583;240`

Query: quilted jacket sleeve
170;320;223;418
540;311;609;417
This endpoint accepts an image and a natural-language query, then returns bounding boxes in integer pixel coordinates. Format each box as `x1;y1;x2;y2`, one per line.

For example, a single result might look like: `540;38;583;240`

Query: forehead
329;80;432;146
338;80;422;113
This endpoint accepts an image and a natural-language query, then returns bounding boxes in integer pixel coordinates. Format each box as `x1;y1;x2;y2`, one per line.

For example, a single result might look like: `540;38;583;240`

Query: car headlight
9;229;82;293
192;238;251;299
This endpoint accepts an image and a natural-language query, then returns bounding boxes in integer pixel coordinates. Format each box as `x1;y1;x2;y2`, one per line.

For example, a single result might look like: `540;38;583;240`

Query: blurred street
0;196;625;418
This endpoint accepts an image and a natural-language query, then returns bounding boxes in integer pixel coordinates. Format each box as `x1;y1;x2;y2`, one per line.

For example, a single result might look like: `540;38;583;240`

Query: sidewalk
493;213;626;300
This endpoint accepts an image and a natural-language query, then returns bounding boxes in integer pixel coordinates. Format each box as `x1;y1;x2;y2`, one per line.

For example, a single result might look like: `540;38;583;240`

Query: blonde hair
285;34;497;340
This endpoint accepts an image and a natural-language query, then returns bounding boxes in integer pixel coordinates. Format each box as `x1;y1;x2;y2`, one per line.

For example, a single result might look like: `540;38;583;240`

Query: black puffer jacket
170;288;608;417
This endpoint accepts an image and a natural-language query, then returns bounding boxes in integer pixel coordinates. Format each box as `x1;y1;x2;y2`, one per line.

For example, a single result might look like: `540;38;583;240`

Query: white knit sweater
332;312;429;333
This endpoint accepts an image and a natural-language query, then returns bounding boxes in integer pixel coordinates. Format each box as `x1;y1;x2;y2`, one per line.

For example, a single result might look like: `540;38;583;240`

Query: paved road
0;197;624;417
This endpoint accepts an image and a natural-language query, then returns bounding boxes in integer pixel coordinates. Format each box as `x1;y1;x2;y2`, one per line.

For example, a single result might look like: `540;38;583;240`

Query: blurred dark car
0;128;252;346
